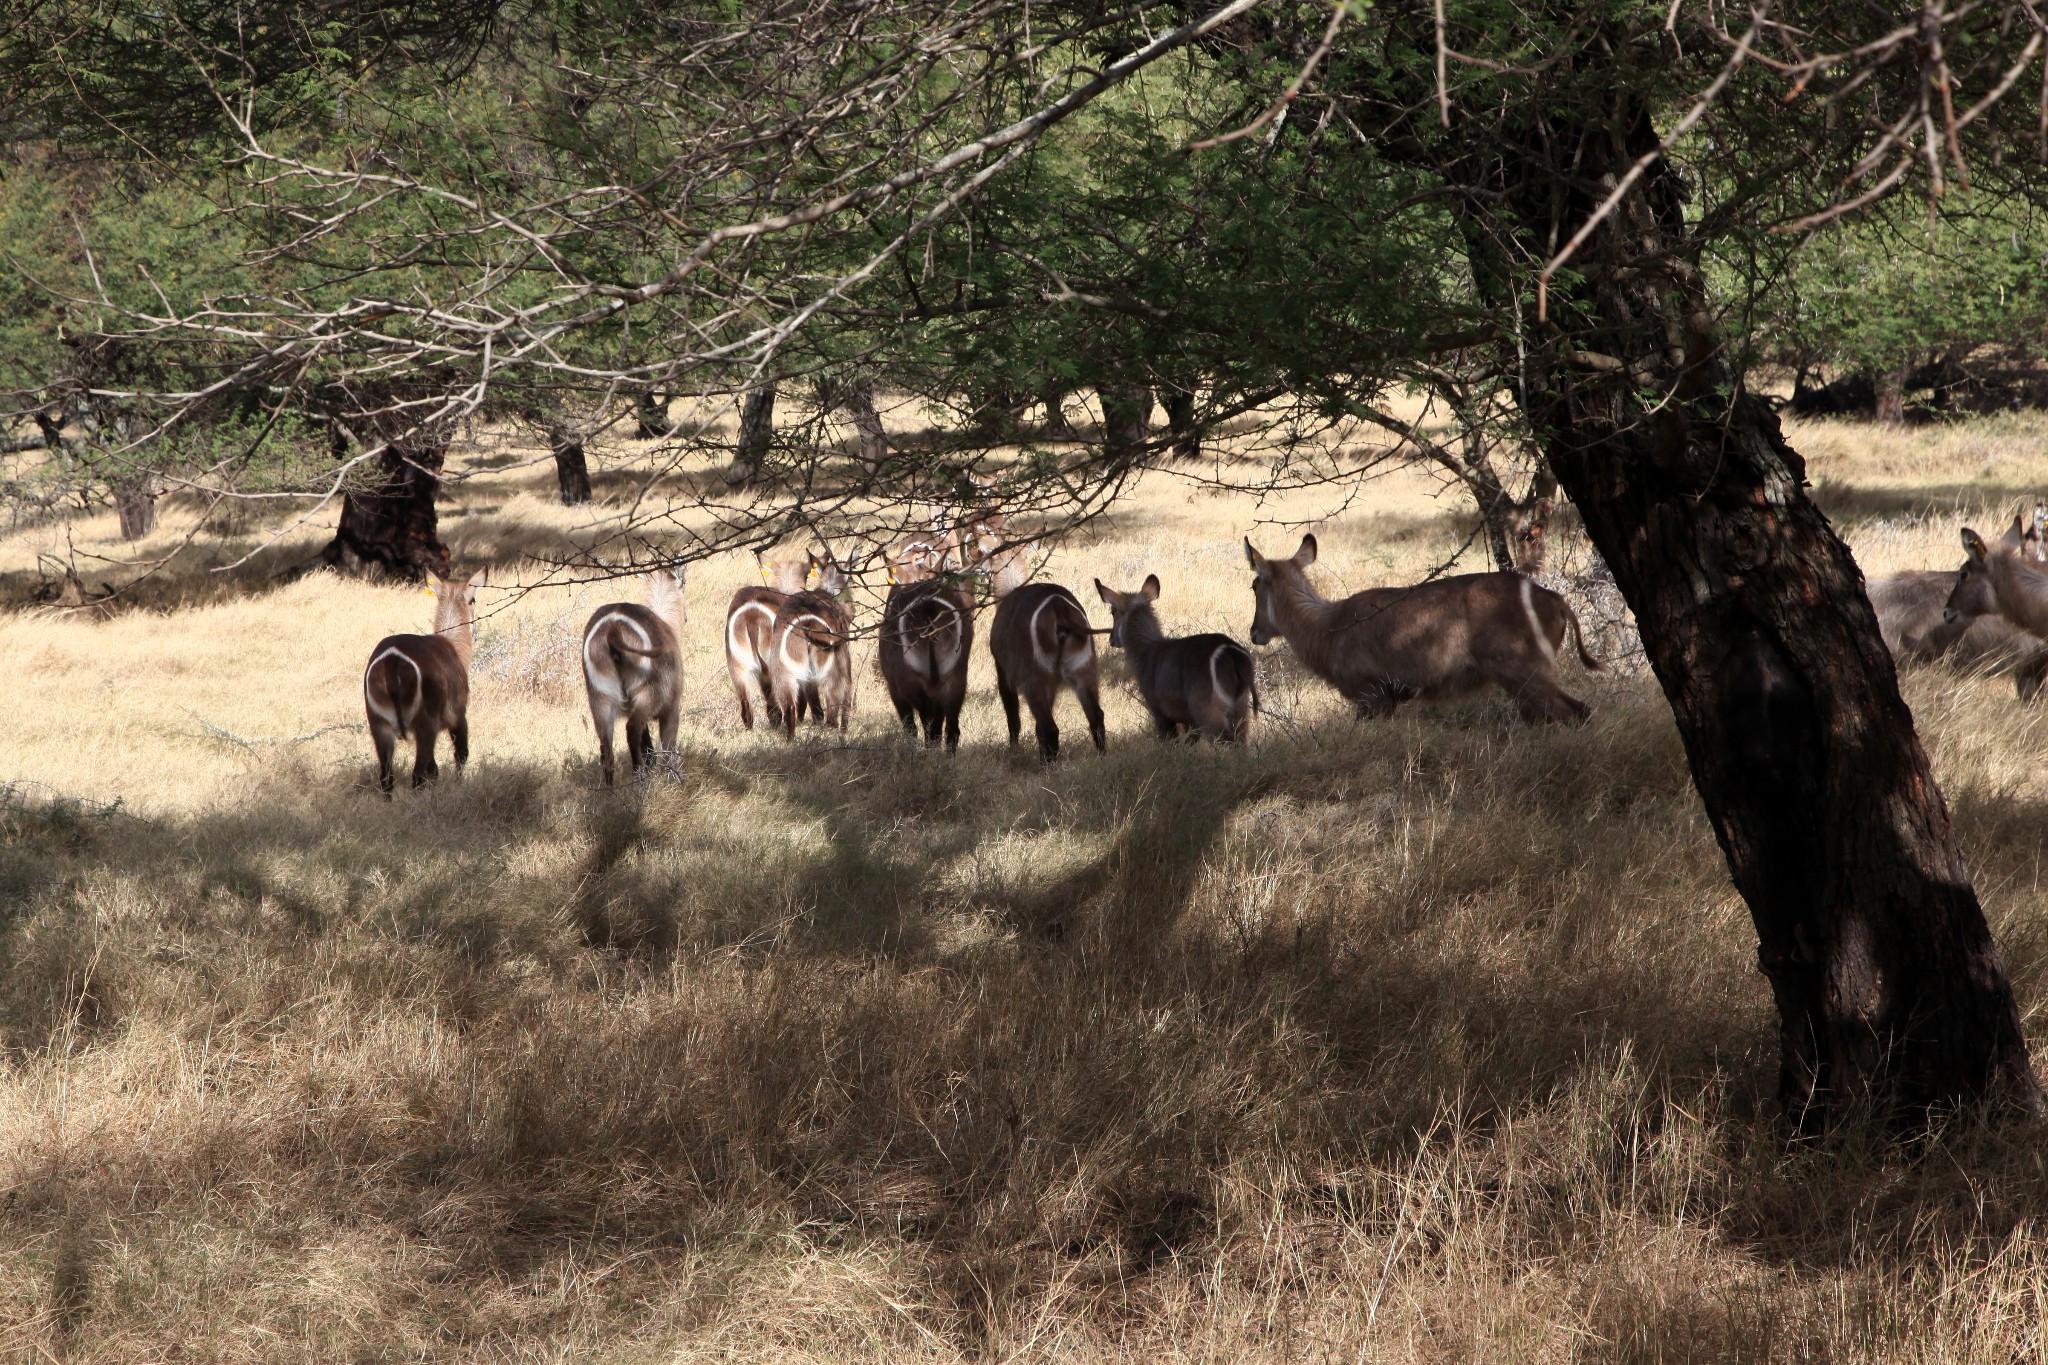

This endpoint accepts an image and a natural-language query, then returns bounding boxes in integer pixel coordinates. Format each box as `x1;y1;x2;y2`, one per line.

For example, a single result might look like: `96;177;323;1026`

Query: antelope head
428;567;487;642
1946;523;2021;624
1094;574;1161;648
756;548;811;593
810;548;850;597
1244;533;1315;646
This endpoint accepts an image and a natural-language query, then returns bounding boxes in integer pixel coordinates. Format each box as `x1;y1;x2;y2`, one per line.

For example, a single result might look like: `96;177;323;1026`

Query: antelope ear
1243;537;1262;570
467;569;487;596
1962;528;1989;562
1295;533;1318;567
1141;574;1161;601
1094;578;1116;606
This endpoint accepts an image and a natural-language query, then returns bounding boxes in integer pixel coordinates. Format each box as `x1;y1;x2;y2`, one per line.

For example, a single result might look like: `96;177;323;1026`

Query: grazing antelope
1244;533;1598;723
725;548;811;729
582;564;687;784
1944;517;2048;699
988;570;1105;760
880;534;974;749
1096;574;1257;742
363;569;486;796
769;552;855;736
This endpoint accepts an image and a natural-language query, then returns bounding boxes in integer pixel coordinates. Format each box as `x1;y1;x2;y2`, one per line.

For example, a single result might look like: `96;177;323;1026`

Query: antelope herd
359;501;2048;792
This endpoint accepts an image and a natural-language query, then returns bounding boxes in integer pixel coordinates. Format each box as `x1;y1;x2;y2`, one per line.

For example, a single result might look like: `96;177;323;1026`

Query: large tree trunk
1098;383;1152;464
839;376;888;478
724;385;777;487
1161;385;1200;462
547;420;593;505
1875;367;1909;427
321;433;450;579
113;477;156;540
1504;108;2037;1127
634;390;673;439
1039;387;1075;439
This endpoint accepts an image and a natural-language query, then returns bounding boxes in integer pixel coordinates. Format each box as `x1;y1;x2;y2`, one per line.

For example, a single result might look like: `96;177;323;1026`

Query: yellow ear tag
423;582;437;598
887;565;896;583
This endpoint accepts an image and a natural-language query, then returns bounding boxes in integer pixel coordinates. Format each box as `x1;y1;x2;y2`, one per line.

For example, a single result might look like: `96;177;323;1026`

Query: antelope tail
368;654;418;740
1562;603;1603;672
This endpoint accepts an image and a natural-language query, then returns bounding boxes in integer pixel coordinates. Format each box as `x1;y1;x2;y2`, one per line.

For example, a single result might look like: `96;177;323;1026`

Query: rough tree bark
1098;383;1152;465
113;476;156;540
724;385;777;487
1161;385;1200;462
1498;101;2038;1126
1875;367;1909;427
321;430;451;579
1039;386;1075;439
818;374;887;473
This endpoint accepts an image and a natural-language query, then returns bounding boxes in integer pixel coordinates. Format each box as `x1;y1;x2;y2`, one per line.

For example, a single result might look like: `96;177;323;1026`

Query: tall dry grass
6;412;2048;1360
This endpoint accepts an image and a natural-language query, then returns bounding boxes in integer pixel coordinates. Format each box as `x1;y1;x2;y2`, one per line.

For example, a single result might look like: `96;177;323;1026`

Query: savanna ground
7;403;2048;1362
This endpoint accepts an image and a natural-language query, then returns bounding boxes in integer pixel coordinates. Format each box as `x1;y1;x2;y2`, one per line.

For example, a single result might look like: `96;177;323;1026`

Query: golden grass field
8;405;2048;1361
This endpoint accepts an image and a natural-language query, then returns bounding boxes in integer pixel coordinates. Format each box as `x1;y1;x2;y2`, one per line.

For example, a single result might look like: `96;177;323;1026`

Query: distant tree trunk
321;432;451;579
113;476;156;540
840;376;888;473
1875;367;1909;427
1039;387;1075;439
1097;383;1151;464
548;421;592;505
725;385;776;487
1161;386;1200;461
970;388;1030;439
1493;105;2038;1128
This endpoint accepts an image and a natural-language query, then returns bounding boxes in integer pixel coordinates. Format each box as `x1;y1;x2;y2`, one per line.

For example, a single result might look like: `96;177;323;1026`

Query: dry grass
7;412;2048;1360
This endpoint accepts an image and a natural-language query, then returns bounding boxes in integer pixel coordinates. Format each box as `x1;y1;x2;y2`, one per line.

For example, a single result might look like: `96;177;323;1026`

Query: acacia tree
4;0;2044;1124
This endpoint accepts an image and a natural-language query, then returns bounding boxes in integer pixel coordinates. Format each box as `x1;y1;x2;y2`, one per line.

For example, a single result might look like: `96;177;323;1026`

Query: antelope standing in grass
582;564;687;784
1943;515;2048;699
987;544;1104;760
1096;574;1257;742
769;551;855;736
880;532;974;749
726;549;810;729
363;569;486;795
1244;533;1598;723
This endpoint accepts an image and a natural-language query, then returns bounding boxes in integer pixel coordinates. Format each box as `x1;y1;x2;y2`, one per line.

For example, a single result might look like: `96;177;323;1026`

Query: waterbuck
769;552;855;736
1095;574;1257;742
880;533;974;749
725;548;811;729
989;572;1105;760
363;568;486;795
1244;533;1598;723
582;564;687;784
1943;517;2048;699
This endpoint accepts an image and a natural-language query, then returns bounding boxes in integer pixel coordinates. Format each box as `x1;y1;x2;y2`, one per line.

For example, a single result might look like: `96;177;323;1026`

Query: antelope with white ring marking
1095;573;1258;742
768;551;855;737
725;548;811;729
363;569;485;795
880;529;975;749
987;546;1104;760
582;564;687;784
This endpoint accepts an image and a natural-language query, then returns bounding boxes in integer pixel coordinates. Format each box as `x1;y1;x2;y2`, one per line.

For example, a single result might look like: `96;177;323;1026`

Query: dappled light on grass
8;420;2048;1357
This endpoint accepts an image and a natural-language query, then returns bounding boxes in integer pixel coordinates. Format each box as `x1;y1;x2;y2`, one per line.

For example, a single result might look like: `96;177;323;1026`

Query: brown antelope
363;569;486;795
769;552;855;736
582;564;687;784
725;548;811;729
988;570;1105;760
1244;533;1598;723
880;533;974;749
1943;517;2048;699
1095;574;1257;742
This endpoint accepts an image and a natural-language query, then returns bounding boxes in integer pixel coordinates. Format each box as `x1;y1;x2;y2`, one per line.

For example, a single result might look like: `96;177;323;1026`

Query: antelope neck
1121;604;1166;651
432;601;475;666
